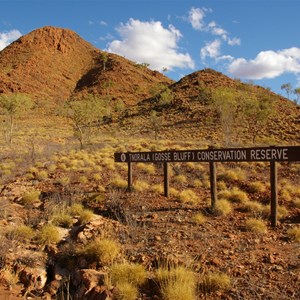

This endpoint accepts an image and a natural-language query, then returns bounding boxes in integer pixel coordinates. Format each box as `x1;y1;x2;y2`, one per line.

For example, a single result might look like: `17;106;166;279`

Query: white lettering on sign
250;148;288;161
129;153;151;162
152;152;171;161
173;151;192;161
196;150;247;161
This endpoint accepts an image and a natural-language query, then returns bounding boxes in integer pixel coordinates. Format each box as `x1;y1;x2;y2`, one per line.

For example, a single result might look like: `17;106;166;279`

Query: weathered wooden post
209;160;217;211
208;146;217;211
164;162;169;197
270;160;278;227
127;159;133;192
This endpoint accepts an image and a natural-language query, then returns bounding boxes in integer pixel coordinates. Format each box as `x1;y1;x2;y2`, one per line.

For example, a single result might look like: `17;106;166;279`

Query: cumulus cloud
187;6;240;63
200;39;221;60
107;18;195;71
188;7;211;31
0;29;22;51
227;47;300;79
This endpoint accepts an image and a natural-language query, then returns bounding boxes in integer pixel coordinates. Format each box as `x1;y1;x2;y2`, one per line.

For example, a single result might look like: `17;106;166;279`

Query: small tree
243;93;274;143
210;88;239;146
281;83;292;99
0;93;33;144
100;52;109;71
294;88;300;105
149;110;161;140
158;87;174;106
64;94;108;148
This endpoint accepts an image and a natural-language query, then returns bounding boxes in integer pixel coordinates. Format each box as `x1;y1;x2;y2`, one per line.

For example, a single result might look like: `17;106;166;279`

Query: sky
0;0;300;98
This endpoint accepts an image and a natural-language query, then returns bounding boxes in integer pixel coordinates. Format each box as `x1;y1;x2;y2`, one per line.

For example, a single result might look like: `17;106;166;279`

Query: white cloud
188;7;210;31
200;39;221;60
187;6;241;52
0;29;22;51
228;47;300;79
107;18;195;71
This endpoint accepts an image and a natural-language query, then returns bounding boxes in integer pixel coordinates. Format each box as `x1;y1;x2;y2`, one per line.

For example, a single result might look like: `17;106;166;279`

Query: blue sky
0;0;300;98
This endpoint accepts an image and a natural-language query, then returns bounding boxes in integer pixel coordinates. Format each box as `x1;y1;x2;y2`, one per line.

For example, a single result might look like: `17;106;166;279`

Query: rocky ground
0;146;299;299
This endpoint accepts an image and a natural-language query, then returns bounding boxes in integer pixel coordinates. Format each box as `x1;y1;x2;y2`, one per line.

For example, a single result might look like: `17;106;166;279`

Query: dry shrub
245;218;267;234
51;212;74;228
115;282;138;300
156;266;196;300
193;179;202;188
248;181;267;193
69;203;93;224
240;200;264;216
200;272;231;294
151;184;164;194
35;170;48;180
286;227;300;242
218;167;245;182
294;197;300;208
178;189;199;205
20;190;41;207
174;174;187;184
214;199;232;216
111;176;128;189
219;187;248;203
6;224;34;242
192;213;206;224
136;163;156;174
80;238;120;265
110;263;147;286
36;224;60;246
133;180;149;192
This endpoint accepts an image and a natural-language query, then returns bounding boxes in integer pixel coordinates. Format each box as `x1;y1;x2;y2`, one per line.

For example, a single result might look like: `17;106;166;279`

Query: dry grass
199;272;231;294
192;213;206;224
80;237;120;265
156;266;197;300
245;218;267;234
110;262;147;286
286;227;300;242
214;199;233;216
177;189;199;205
36;224;61;246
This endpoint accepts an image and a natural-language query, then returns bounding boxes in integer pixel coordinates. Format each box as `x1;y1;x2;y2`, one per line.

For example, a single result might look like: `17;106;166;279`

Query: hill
116;69;300;145
0;26;173;105
0;27;299;300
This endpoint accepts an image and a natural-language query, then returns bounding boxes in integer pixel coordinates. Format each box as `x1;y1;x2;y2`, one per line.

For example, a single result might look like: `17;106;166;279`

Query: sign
114;146;300;163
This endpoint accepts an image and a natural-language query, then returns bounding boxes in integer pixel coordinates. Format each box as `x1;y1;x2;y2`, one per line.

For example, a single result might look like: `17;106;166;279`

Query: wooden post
164;162;169;197
209;161;217;211
270;160;278;227
127;161;132;192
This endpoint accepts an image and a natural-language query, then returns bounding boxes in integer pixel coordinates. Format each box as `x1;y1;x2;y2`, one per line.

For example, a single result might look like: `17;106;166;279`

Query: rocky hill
0;26;173;105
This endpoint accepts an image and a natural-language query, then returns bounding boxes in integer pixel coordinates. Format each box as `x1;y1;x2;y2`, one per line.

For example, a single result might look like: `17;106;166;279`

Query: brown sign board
114;146;300;163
